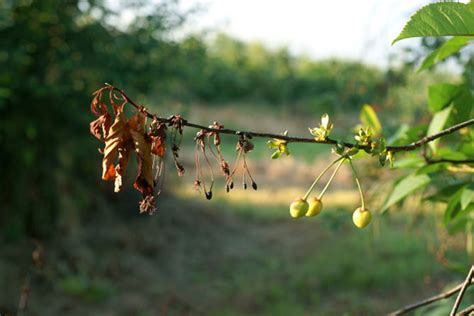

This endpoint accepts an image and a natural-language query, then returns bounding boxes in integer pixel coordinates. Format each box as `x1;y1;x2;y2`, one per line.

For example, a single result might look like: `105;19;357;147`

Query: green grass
1;193;465;316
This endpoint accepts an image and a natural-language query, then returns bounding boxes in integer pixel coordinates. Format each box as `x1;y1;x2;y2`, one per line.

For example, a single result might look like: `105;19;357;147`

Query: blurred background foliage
0;0;449;238
0;0;473;315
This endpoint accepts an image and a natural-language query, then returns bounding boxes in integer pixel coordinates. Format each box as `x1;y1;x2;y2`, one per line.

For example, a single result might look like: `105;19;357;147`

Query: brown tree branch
388;279;473;315
426;158;474;165
451;266;474;316
105;83;474;158
457;303;474;315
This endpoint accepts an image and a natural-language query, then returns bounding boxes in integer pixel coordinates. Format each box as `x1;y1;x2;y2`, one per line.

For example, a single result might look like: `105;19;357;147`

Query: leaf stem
303;157;343;200
317;158;346;200
349;159;365;209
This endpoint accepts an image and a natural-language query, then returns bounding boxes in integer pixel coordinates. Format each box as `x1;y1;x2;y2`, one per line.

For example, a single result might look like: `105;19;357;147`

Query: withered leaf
102;110;129;181
114;145;132;193
91;88;109;116
148;119;167;157
139;195;156;214
129;113;154;196
90;112;111;141
151;137;165;157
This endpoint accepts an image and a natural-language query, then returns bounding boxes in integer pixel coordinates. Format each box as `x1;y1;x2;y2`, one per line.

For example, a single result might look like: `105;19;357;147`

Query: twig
388;280;472;315
426;158;474;165
451;266;474;316
457;303;474;315
104;84;474;156
422;144;474;165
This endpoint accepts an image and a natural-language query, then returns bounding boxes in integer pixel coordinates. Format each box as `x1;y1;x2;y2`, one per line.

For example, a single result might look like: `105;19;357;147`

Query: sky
177;0;432;67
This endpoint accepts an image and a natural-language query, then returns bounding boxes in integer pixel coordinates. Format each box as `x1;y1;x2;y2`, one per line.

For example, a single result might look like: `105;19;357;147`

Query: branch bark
388;279;473;315
426;158;474;165
105;83;474;158
457;303;474;315
451;266;474;316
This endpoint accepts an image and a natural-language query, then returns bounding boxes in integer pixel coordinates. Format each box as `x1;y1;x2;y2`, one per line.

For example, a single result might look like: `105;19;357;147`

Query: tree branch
426;158;474;165
388;279;473;315
105;83;474;156
451;266;474;316
457;303;474;316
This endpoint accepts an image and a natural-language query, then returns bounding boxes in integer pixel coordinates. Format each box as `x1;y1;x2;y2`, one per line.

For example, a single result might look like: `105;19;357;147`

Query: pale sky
177;0;433;67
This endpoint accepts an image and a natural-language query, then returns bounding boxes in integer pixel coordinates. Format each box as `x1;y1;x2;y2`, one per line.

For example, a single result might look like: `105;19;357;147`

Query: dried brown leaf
151;137;165;157
89;113;112;141
102;110;128;181
91;88;108;116
130;113;154;196
114;145;132;192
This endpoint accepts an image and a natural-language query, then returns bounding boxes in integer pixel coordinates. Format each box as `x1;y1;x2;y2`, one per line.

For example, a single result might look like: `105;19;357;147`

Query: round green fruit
290;198;309;218
306;198;323;217
352;207;371;228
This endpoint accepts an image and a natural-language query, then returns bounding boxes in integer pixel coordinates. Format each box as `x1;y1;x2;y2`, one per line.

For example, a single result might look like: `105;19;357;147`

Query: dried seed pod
252;181;258;191
194;129;215;200
169;117;185;176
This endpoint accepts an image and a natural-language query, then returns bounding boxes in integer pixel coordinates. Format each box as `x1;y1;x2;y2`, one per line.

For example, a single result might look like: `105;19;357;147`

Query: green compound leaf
418;36;473;72
393;2;474;44
381;173;431;214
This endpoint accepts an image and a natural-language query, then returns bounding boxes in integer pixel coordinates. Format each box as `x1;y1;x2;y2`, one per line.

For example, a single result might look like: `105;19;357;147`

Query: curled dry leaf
114;145;132;193
139;195;156;214
129;113;154;197
151;138;165;157
91;88;108;115
90;112;111;141
90;85;159;214
102;110;129;182
149;119;167;157
237;136;254;153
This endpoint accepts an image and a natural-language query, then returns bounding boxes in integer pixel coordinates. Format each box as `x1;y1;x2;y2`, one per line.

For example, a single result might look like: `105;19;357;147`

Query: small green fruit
352;207;371;228
306;198;323;217
290;198;309;218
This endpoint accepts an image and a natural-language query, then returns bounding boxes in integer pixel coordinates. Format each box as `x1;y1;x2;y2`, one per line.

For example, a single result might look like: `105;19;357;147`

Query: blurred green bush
0;0;446;238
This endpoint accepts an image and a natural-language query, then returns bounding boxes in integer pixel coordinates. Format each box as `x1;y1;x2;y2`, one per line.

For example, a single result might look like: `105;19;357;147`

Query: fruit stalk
317;158;346;200
303;156;344;201
348;159;365;209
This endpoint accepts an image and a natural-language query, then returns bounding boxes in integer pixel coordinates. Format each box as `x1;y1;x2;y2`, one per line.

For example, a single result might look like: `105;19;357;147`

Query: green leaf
461;186;474;210
418;36;473;72
381;173;431;213
428;83;462;113
451;86;473;124
444;185;466;224
359;104;382;136
416;163;448;175
393;156;425;169
427;105;453;153
427;83;472;123
424;182;465;203
388;125;428;146
447;205;474;235
393;2;474;44
437;147;468;160
460;142;474;156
